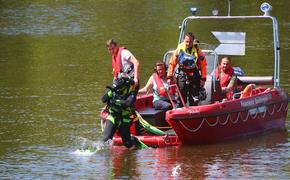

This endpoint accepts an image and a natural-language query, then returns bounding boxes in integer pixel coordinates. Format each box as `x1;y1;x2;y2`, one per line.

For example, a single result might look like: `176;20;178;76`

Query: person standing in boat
215;56;237;99
103;39;147;149
139;61;175;111
167;32;207;107
106;39;140;99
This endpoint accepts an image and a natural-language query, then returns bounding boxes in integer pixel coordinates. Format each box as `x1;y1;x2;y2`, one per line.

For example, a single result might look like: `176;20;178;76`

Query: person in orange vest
215;56;237;99
106;39;140;96
167;32;207;107
104;39;147;149
139;61;175;110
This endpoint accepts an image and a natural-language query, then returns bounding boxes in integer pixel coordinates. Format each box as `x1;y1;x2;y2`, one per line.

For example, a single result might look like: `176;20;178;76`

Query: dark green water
0;0;289;179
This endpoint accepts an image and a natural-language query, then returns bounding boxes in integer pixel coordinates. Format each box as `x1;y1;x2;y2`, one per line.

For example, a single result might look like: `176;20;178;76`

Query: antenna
227;0;233;16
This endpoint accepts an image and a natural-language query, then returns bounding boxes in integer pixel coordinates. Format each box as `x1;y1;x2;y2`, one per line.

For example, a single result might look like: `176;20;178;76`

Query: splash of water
72;137;113;155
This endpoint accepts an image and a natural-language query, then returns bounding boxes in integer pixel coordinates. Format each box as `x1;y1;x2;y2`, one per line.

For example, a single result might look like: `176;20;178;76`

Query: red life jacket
216;65;234;87
111;47;124;78
152;72;167;97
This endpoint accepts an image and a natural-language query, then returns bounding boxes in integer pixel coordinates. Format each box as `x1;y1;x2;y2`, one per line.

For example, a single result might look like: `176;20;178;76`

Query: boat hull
166;88;289;144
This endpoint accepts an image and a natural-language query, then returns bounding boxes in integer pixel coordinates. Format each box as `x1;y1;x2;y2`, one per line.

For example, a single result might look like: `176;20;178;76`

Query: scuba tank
178;50;197;71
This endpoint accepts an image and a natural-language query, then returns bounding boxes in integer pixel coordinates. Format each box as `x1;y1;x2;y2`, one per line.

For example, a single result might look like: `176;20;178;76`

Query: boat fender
240;84;256;98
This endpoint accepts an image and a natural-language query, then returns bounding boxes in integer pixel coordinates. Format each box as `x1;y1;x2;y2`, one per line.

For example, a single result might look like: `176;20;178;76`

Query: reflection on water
108;132;289;179
0;0;289;179
180;132;289;179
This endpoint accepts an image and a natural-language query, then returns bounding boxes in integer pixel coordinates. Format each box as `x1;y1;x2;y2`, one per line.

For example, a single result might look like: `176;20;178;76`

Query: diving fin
131;136;148;149
136;139;148;149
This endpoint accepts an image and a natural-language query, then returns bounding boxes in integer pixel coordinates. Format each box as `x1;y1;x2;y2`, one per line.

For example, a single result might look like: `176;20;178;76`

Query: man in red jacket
106;39;139;88
103;39;144;149
215;56;237;99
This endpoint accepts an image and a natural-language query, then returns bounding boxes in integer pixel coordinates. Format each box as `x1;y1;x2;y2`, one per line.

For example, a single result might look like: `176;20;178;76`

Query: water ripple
0;4;94;35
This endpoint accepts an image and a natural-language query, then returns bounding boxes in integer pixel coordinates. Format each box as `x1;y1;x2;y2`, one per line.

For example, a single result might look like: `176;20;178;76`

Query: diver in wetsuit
101;74;147;149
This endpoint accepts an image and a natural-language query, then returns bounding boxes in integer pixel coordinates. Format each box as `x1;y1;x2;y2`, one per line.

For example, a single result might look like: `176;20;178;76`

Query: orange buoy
240;84;256;98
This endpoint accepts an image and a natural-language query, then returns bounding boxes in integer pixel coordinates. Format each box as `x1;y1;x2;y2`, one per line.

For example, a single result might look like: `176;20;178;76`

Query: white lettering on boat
249;108;257;115
258;106;266;112
249;106;266;115
240;94;272;107
240;100;255;107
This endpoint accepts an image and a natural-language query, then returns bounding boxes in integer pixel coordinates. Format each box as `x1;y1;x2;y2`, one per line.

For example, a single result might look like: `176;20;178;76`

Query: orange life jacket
152;72;167;97
216;65;234;87
111;47;124;78
168;45;207;78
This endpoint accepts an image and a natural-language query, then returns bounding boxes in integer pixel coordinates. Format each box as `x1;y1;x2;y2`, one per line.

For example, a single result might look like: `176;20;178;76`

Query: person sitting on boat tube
138;61;175;111
167;32;207;107
101;74;147;150
215;56;237;99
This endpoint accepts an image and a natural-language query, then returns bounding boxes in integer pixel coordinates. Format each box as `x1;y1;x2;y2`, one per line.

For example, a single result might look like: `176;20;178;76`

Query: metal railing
178;15;280;88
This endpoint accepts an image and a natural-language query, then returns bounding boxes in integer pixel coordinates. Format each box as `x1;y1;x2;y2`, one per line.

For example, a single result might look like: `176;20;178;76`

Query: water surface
0;0;289;179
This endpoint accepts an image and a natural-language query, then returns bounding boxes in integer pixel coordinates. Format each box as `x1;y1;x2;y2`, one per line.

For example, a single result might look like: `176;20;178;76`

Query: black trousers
153;99;173;111
103;117;135;148
177;73;201;107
